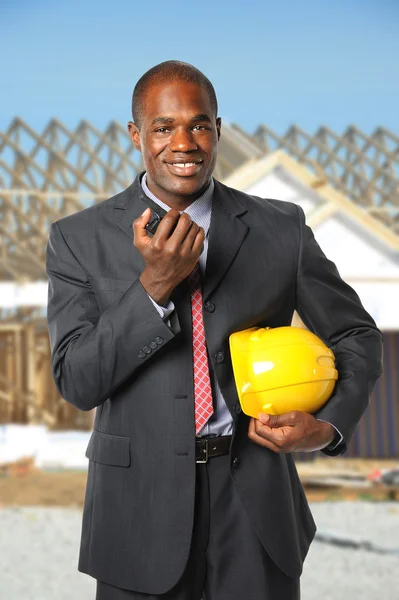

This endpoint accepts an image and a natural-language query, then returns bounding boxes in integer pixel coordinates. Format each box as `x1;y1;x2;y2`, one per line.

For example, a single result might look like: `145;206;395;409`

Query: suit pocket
85;429;131;467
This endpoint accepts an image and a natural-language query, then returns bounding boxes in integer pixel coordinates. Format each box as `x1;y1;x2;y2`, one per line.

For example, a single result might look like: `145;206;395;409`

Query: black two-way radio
141;195;204;255
141;195;169;236
141;194;181;237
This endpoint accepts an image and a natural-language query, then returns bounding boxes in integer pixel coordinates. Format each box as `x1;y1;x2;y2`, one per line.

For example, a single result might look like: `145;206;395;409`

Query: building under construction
0;118;398;457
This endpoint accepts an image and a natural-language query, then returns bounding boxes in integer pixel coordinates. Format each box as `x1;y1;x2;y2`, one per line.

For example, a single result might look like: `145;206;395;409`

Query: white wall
0;281;48;308
245;167;399;330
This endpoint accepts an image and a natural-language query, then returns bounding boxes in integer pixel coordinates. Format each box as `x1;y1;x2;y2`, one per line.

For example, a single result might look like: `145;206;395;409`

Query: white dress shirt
140;173;343;449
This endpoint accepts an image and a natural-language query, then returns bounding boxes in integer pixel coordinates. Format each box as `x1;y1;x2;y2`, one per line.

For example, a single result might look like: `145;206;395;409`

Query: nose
169;126;198;152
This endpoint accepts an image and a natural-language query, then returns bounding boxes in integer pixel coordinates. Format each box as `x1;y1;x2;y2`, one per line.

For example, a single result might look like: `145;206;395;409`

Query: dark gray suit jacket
46;173;383;594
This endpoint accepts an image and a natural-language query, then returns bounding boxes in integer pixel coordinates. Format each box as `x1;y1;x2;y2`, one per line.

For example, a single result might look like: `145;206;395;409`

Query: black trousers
96;452;300;600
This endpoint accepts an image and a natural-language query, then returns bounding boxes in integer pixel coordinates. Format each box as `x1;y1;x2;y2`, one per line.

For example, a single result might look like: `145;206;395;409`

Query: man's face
128;80;221;204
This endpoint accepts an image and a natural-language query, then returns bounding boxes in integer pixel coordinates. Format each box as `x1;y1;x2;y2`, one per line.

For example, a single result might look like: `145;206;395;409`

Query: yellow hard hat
229;326;338;418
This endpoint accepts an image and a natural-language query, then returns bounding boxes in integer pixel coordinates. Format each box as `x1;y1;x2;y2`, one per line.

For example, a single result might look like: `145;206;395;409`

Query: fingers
170;213;196;247
155;209;183;243
259;411;303;428
248;418;281;453
181;222;205;253
163;213;204;256
133;205;205;286
193;226;205;254
136;207;204;255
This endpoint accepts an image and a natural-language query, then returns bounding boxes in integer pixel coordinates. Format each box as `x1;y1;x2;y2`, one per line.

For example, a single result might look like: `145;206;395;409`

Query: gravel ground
1;503;398;600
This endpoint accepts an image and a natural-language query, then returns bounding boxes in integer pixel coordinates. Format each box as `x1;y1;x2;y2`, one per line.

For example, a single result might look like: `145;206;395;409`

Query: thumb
133;207;151;239
140;207;151;222
258;413;282;428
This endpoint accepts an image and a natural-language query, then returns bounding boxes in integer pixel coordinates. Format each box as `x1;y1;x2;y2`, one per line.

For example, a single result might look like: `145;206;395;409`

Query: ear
216;117;222;141
127;121;142;152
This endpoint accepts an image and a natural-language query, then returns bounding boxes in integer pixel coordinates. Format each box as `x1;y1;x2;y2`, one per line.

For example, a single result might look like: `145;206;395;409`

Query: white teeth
172;162;197;168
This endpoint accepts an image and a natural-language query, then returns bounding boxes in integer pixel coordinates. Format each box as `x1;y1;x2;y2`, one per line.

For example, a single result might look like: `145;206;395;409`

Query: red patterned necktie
188;263;214;435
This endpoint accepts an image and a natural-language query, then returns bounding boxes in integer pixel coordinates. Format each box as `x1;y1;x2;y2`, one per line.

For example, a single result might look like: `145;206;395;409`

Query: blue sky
1;0;398;136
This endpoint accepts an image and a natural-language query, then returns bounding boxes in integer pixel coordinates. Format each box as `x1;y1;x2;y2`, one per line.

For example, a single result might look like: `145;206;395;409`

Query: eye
193;125;209;131
154;127;170;133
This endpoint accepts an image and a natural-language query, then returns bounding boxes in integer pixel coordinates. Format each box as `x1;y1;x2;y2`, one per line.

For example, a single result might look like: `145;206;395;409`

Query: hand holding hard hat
229;326;339;453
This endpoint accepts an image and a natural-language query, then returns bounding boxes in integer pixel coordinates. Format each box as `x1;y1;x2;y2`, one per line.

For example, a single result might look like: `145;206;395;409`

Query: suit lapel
202;180;248;301
113;174;249;301
114;172;150;241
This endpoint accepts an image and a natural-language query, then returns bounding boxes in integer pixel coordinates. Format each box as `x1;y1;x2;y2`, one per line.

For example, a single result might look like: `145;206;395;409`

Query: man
45;61;383;599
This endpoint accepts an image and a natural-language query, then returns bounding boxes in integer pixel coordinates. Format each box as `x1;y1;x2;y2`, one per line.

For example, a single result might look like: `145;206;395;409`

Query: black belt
195;435;232;463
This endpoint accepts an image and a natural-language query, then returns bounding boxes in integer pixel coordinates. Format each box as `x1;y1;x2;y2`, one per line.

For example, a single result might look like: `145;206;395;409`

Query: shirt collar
141;172;214;218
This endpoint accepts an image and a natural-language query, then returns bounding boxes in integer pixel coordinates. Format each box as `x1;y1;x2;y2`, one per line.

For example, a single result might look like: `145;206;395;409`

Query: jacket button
137;350;146;359
149;341;158;349
234;403;242;414
205;301;215;312
232;457;240;468
155;337;164;345
215;351;224;363
143;346;152;354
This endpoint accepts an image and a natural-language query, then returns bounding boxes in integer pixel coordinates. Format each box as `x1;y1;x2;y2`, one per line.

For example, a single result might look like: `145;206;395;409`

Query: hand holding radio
133;207;205;306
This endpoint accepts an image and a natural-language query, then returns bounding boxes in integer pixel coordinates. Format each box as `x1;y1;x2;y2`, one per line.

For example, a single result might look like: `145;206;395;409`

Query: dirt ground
0;470;87;507
0;458;398;507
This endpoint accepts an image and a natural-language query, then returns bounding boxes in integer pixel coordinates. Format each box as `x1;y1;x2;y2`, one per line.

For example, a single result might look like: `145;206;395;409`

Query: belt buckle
196;438;208;463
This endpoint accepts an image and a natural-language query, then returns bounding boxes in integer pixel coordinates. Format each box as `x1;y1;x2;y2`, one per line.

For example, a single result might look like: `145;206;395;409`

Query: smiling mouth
165;161;203;176
170;162;200;167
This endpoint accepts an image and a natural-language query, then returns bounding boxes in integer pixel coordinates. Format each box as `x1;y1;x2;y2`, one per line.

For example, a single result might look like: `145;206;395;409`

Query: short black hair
132;60;218;129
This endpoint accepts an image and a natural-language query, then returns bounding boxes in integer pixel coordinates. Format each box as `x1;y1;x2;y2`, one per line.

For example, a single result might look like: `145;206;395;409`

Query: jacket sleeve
294;204;384;456
46;221;181;412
